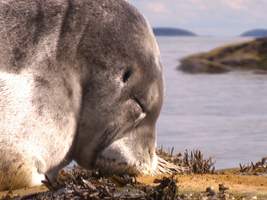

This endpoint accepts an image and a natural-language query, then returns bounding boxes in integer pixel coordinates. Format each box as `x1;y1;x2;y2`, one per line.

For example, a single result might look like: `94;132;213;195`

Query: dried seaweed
3;168;180;200
239;157;267;175
157;148;215;174
3;167;239;200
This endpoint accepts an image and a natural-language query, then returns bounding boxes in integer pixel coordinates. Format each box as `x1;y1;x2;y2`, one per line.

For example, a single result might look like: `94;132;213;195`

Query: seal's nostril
133;97;145;113
134;112;146;126
123;69;132;83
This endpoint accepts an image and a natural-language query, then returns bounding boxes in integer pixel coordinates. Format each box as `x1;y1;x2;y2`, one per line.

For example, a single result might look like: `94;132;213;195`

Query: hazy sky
129;0;267;36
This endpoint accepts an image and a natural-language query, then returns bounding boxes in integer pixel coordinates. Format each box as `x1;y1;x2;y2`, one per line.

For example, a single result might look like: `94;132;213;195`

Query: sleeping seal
0;0;176;190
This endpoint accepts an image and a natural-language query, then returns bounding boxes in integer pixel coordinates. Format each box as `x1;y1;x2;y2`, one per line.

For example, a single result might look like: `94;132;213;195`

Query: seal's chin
95;137;158;175
95;134;186;176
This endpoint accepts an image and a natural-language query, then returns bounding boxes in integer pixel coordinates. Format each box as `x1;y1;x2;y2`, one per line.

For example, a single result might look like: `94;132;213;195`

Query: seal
0;0;177;190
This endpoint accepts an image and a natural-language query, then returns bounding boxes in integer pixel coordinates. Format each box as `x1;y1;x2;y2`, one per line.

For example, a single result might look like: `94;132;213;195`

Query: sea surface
156;36;267;169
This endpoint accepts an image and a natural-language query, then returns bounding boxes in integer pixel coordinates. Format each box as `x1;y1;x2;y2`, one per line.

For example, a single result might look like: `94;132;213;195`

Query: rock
219;184;229;192
179;57;230;74
206;186;216;196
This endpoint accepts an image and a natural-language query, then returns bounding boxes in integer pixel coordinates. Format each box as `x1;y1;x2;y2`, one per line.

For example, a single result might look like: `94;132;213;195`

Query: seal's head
73;0;164;175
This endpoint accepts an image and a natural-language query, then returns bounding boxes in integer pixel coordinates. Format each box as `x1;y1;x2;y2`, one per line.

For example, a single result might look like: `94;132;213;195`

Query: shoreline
1;171;267;199
1;150;267;199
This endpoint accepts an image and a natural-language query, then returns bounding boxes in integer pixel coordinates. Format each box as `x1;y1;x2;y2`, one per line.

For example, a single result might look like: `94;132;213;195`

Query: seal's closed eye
122;69;132;83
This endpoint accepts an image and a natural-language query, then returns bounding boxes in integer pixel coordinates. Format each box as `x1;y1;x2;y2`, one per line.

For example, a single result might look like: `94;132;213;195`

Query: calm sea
156;36;267;169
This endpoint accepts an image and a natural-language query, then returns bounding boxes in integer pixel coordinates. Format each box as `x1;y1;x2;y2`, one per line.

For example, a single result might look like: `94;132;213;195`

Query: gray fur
0;0;163;190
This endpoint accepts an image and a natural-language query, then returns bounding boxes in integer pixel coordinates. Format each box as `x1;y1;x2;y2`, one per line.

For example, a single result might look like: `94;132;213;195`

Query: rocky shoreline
178;38;267;74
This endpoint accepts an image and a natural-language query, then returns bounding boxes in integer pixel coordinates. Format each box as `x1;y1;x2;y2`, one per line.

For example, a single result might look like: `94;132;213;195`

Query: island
178;37;267;74
241;29;267;38
153;27;196;37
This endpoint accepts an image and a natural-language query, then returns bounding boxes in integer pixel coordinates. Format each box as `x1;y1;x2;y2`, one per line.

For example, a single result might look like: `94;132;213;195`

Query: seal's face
73;1;163;175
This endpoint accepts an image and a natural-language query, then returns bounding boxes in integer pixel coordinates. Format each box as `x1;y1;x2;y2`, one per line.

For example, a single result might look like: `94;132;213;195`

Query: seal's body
0;0;167;190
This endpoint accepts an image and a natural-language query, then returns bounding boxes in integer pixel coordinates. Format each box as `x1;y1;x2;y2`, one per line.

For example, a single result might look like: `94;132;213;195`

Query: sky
129;0;267;36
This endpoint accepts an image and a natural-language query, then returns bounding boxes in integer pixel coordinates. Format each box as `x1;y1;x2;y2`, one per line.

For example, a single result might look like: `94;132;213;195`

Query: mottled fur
0;0;164;190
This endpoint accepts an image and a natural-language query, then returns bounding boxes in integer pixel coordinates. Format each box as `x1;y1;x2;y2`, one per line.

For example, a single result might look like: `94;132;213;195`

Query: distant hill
241;29;267;38
153;27;196;37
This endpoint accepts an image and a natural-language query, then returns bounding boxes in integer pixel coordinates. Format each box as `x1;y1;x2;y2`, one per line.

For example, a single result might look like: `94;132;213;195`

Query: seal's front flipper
0;150;45;191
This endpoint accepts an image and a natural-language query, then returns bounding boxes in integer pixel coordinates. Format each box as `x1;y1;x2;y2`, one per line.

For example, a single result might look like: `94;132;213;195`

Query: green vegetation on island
178;38;267;74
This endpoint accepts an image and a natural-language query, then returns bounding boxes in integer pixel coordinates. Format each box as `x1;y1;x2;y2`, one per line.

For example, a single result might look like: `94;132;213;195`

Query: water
156;36;267;169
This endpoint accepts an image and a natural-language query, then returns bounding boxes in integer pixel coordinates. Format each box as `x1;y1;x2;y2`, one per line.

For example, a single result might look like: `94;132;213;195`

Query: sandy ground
138;174;267;196
0;185;47;198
